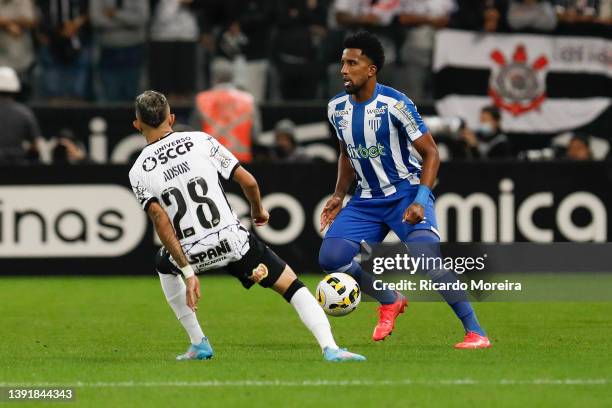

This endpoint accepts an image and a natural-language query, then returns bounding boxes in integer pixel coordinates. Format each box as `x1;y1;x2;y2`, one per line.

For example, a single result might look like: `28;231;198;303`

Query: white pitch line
0;379;610;388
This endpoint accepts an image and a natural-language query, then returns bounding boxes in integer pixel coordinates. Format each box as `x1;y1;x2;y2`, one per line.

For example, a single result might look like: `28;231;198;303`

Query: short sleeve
389;95;429;142
203;136;240;180
129;169;157;212
327;102;342;141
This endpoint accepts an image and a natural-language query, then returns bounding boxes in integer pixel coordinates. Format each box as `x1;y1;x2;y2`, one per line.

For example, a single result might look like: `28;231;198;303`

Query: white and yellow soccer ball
316;272;361;316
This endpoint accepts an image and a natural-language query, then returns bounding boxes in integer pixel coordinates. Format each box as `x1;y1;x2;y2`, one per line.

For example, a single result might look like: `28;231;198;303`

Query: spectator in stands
0;0;37;98
272;0;328;100
271;119;311;162
52;128;87;164
333;0;400;28
36;0;91;100
553;0;611;34
191;59;259;163
460;105;512;159
189;0;230;89
597;0;612;22
0;67;41;164
149;0;200;101
507;0;557;32
215;1;274;101
90;0;149;102
399;0;456;102
554;0;598;24
451;0;509;32
564;133;593;160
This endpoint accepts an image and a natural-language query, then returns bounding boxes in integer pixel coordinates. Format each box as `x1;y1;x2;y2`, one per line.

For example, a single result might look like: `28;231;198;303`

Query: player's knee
318;238;360;272
404;230;442;259
405;229;440;243
282;278;305;302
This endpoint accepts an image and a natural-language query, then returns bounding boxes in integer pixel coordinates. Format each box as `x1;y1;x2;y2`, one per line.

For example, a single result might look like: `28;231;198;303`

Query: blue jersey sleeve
327;100;343;141
389;95;428;142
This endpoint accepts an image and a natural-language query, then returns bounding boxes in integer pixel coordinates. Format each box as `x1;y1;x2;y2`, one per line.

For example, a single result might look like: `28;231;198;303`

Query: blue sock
345;261;397;305
319;238;397;305
405;230;486;336
450;302;486;336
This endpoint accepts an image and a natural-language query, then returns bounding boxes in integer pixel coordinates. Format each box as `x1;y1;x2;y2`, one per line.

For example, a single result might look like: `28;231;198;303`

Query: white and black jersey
129;131;249;272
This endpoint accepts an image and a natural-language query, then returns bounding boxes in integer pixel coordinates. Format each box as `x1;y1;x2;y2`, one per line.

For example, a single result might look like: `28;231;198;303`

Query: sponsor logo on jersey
209;144;233;168
394;100;419;133
162;161;191;182
142;157;157;172
366;106;387;115
144;139;194;168
133;182;150;204
334;109;349;117
346;143;385;160
338;119;349;130
189;239;232;264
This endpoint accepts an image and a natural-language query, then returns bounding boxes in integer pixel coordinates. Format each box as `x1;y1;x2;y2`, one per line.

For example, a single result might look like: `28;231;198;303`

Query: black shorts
154;233;287;289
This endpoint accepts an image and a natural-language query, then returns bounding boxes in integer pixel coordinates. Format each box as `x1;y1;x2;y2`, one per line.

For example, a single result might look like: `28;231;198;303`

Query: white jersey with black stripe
129;131;249;271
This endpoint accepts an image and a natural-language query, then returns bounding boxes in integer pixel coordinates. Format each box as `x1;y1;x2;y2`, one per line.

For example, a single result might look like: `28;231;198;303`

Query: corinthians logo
142;157;157;172
489;44;548;116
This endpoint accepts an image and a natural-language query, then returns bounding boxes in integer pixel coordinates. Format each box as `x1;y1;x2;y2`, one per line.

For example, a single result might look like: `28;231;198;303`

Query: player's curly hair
135;90;169;128
343;31;385;73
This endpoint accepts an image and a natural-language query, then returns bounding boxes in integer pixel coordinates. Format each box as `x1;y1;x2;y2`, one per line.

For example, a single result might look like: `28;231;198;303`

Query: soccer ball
316;273;361;317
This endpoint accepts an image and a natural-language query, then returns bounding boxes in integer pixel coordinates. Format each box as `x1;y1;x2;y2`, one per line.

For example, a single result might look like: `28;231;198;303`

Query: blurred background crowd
0;0;610;165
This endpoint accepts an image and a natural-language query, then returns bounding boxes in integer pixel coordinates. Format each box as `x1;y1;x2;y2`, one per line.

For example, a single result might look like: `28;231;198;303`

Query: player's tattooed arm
147;201;201;310
232;166;269;226
146;202;190;268
403;132;440;224
320;141;355;232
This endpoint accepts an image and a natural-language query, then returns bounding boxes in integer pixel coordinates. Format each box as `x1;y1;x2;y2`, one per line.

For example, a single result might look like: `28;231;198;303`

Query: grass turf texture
1;276;611;407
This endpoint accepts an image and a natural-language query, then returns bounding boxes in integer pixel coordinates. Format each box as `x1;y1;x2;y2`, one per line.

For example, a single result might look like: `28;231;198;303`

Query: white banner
433;29;611;133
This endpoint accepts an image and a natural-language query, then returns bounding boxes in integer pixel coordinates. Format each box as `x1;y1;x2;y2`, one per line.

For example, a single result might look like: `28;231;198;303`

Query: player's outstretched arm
146;202;200;310
403;132;440;224
232;166;269;226
320;141;354;232
413;132;439;190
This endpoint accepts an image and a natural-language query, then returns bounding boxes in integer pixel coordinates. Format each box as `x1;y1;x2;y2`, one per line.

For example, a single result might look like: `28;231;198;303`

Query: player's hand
252;207;269;226
185;275;201;312
403;203;425;225
320;195;343;232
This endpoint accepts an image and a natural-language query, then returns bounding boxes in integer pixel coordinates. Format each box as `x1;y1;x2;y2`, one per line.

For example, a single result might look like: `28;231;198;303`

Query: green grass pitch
1;276;611;407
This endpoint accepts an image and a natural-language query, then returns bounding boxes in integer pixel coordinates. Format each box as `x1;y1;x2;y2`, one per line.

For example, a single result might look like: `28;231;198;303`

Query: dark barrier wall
31;104;339;164
0;162;610;275
30;102;610;160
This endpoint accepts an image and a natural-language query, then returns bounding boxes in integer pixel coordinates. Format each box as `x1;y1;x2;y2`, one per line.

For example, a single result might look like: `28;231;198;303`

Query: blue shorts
325;182;439;244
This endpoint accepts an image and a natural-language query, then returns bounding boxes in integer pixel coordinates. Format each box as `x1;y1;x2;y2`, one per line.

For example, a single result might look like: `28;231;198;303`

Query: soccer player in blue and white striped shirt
319;31;490;349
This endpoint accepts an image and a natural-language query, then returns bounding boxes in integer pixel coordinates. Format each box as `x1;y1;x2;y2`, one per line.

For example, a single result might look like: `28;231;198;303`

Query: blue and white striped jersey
327;83;429;198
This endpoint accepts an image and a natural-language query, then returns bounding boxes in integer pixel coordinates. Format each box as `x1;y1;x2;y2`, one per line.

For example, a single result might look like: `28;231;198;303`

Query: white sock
290;287;338;351
158;272;205;345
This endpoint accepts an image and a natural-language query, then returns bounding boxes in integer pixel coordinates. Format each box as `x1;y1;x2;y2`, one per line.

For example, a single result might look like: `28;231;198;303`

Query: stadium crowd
0;0;610;164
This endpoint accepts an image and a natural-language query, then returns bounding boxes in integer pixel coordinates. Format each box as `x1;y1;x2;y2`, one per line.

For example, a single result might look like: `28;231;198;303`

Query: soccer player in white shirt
129;90;365;362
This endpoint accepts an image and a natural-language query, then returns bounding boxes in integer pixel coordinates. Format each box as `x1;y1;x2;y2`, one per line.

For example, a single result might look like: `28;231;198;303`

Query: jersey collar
147;131;175;146
348;83;380;107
